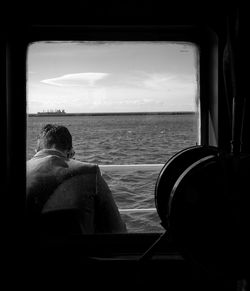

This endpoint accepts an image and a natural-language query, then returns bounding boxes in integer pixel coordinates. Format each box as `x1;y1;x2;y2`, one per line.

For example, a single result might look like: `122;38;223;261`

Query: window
27;40;199;233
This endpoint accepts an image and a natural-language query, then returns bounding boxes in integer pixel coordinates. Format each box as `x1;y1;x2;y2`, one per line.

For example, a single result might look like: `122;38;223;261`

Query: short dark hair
36;124;72;152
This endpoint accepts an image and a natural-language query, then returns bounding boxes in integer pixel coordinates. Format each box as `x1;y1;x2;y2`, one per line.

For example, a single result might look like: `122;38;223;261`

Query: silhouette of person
26;124;127;234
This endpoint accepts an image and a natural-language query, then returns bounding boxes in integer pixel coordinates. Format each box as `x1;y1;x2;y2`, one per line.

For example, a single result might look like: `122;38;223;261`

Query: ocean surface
26;113;198;233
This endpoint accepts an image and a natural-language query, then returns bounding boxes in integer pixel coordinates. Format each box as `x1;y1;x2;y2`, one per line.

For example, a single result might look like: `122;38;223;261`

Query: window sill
28;232;181;259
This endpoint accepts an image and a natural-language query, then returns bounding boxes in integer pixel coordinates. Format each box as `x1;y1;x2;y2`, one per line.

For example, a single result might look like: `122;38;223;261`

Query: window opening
27;41;199;233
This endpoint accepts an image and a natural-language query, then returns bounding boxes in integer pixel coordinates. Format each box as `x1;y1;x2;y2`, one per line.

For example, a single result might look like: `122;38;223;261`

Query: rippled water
26;114;198;232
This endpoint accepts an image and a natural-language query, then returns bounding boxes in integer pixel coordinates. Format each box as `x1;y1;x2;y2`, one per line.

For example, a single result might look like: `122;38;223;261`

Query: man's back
27;149;126;234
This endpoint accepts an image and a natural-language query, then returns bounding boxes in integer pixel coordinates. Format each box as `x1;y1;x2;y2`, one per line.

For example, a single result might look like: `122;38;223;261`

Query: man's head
36;124;74;158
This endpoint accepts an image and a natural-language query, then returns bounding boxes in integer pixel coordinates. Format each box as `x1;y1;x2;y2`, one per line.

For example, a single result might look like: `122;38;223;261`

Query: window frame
6;24;218;257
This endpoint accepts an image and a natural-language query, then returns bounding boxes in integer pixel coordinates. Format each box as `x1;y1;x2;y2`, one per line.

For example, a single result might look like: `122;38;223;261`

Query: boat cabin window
27;41;199;233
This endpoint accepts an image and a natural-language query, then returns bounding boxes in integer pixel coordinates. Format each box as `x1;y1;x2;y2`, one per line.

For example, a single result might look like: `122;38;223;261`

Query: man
26;124;127;234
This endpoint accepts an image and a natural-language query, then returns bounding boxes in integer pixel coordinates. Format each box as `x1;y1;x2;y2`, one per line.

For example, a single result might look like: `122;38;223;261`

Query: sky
27;41;199;113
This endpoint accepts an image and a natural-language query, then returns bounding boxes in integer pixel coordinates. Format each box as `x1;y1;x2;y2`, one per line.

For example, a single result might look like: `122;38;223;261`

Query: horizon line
28;110;196;117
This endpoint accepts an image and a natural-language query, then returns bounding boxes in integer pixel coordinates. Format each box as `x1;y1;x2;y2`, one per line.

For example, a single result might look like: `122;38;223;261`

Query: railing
99;164;164;213
99;164;164;171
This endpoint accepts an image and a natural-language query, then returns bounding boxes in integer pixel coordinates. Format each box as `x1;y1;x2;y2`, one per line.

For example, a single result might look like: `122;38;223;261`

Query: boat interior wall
4;4;250;291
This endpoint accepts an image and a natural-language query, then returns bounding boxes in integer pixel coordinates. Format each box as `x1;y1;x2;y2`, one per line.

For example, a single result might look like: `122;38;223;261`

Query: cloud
143;73;176;90
41;72;109;87
142;73;196;92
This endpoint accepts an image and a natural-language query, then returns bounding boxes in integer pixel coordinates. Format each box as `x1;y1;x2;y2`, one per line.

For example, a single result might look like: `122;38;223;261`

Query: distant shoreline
28;111;196;117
